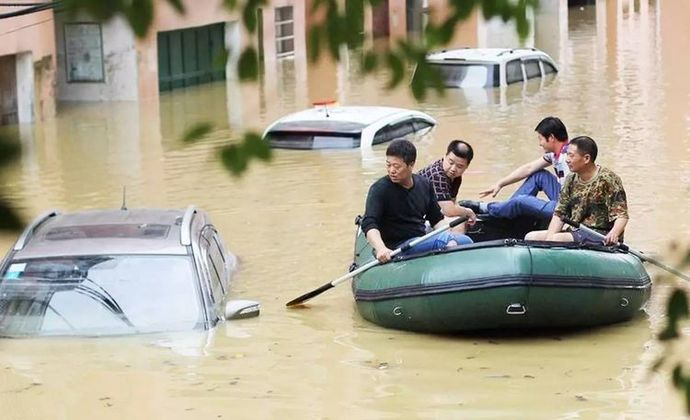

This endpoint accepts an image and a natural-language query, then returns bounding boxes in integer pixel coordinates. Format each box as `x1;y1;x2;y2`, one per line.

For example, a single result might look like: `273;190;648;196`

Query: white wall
15;52;35;123
55;13;138;101
535;0;568;61
478;8;535;48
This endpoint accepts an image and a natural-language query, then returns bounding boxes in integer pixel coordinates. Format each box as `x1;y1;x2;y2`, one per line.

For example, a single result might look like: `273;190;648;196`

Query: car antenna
313;99;336;118
121;186;127;211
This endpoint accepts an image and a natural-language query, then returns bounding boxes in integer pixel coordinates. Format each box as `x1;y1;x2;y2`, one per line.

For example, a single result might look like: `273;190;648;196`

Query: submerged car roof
426;47;554;64
263;105;435;135
12;208;192;259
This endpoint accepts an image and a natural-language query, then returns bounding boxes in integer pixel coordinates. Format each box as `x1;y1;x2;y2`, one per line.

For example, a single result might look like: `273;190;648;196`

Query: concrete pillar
225;20;243;128
535;0;568;61
0;55;18;125
15;52;35;123
478;8;535;48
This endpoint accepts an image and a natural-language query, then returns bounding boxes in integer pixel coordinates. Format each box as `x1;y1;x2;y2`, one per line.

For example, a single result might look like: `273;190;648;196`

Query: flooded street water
2;1;690;418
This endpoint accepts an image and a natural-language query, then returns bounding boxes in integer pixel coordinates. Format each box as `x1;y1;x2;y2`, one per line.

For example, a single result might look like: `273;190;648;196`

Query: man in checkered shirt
418;140;478;232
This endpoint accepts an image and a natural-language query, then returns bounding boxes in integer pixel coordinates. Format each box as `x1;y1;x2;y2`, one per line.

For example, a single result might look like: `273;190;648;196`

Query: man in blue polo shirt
460;117;569;220
361;139;473;263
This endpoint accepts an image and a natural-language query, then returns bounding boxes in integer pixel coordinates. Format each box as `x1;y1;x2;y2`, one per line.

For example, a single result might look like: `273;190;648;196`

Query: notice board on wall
64;23;105;83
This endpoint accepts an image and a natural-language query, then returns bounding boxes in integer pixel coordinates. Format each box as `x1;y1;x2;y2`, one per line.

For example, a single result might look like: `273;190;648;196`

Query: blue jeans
487;170;560;220
399;231;473;256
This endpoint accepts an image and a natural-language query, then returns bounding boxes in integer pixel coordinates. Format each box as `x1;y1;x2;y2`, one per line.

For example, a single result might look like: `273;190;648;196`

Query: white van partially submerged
416;47;558;88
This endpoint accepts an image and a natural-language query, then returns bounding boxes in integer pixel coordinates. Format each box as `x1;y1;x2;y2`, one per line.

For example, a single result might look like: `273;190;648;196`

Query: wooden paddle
561;217;690;282
286;216;469;307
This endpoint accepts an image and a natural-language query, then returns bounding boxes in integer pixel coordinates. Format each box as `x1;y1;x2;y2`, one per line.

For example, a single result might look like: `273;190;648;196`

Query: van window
524;60;541;80
542;60;557;74
201;228;226;300
425;63;497;88
506;59;523;84
373;121;415;145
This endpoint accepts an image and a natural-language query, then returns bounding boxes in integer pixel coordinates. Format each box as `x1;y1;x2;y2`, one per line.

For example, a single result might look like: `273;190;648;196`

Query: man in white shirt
460;117;569;220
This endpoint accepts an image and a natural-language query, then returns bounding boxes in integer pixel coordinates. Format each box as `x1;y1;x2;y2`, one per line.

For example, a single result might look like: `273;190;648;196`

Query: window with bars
275;6;295;58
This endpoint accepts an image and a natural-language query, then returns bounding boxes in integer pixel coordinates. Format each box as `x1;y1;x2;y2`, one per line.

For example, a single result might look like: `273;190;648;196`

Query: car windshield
426;63;496;88
0;255;203;337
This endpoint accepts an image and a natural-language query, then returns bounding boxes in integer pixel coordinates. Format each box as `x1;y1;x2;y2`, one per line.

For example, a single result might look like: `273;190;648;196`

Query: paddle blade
286;282;335;307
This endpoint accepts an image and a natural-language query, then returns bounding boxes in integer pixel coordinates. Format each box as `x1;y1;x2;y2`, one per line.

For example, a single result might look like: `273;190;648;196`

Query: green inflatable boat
351;217;652;333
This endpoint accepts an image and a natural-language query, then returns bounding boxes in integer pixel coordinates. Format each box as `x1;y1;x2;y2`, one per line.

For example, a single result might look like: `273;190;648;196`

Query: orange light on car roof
312;99;339;107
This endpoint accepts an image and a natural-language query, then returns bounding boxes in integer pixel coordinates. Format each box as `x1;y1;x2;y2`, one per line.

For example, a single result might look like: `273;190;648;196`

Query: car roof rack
497;47;538;56
180;205;196;246
13;209;60;251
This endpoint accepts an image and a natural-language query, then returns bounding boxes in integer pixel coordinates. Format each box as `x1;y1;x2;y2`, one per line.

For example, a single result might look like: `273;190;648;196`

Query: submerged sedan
0;206;259;337
263;103;436;150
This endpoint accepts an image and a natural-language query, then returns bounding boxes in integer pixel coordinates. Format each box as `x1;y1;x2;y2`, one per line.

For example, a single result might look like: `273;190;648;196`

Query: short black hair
569;136;598;162
386;139;417;165
446;140;474;163
535;117;568;141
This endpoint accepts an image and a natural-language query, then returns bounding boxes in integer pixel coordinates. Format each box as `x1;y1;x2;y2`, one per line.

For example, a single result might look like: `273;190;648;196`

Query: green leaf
125;0;154;38
344;0;365;48
307;26;322;63
384;52;404;90
686;382;690;415
516;0;530;39
667;289;689;321
673;365;684;388
481;0;498;18
0;135;20;166
237;47;259;81
165;0;185;14
325;5;344;60
658;325;679;341
0;199;23;231
61;0;123;20
452;0;476;20
223;0;238;10
182;122;214;143
362;50;378;73
219;144;248;176
212;48;230;71
242;132;272;161
243;0;258;33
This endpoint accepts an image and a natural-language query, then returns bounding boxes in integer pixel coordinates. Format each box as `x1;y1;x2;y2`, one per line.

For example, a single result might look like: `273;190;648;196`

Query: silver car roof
12;208;199;259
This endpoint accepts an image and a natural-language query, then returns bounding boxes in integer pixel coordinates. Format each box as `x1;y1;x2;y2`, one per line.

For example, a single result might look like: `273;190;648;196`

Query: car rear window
425;63;498;88
266;132;361;149
0;255;202;336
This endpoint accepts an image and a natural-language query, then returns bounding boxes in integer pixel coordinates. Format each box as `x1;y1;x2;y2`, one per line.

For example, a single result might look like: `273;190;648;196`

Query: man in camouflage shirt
525;136;628;245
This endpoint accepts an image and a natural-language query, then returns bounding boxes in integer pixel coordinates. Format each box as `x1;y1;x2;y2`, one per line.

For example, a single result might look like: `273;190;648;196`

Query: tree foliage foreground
1;0;690;414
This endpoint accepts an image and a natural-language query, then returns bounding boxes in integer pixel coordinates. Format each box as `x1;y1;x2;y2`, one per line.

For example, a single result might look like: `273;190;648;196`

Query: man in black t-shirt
360;139;473;263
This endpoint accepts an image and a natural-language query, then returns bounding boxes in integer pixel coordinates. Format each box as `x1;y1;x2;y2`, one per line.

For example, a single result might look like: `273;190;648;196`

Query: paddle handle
286;216;468;307
560;217;623;245
330;216;467;287
561;217;690;282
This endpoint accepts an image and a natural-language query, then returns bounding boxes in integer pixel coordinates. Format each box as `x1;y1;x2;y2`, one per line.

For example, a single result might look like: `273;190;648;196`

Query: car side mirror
225;299;260;320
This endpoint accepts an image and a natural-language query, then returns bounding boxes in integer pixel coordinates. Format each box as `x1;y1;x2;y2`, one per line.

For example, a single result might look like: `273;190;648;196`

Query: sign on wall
64;23;105;83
